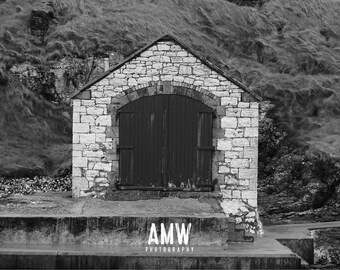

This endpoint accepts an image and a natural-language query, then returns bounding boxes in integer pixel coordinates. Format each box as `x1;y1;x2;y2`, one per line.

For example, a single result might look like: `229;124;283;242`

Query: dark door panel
118;94;213;190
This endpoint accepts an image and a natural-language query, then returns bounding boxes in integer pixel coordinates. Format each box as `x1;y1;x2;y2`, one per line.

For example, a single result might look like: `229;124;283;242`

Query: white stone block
238;118;251;127
73;103;86;113
183;57;196;63
177;51;188;57
218;165;230;173
224;151;241;159
135;67;146;74
90;126;106;133
160;56;170;62
232;138;250;147
98;78;110;86
217;139;232;150
238;102;250;108
163;66;178;74
183;77;194;84
179;65;192;75
160;75;173;81
250;138;258;147
244;128;258;137
241;190;257;200
212;91;230;97
243;148;257;158
83;150;104;157
96;134;106;143
204;78;219;87
95;115;111;126
72;167;81;177
96;98;111;104
112;78;127;87
73;157;87;167
171;45;182;51
86;170;99;178
221;117;237;129
137;77;152;84
225;108;241;117
222;189;232;199
221;97;238;106
81;115;95;124
239;169;257;179
82;100;95;106
86;107;103;115
73;123;90;133
140;51;154;57
113;73;126;79
128;78;138;86
72;134;80;143
247;199;257;207
89;144;100;151
72;177;88;190
224;129;244;138
174;76;185;82
152;63;163;69
232;190;241;199
231;159;250;168
225;175;238;185
193;80;203;86
79;134;96;144
250;102;259;109
73;112;80;123
95;177;108;183
72;150;82;157
158;44;170;51
193;65;211;76
251;118;258;127
73;144;86;151
93;89;103;96
93;162;111;171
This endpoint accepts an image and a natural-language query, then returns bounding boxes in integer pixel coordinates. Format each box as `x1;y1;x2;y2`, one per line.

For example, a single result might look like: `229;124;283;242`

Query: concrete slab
0;237;301;269
0;192;225;218
264;221;340;265
265;221;340;239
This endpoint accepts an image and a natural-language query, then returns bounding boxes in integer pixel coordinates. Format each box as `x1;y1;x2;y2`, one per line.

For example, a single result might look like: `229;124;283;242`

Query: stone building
71;35;260;215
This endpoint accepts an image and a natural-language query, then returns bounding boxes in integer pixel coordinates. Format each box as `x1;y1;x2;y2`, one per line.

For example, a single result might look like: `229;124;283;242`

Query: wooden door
118;95;213;190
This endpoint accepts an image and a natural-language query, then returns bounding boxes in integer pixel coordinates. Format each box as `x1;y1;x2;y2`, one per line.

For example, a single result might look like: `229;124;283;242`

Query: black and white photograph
0;0;340;269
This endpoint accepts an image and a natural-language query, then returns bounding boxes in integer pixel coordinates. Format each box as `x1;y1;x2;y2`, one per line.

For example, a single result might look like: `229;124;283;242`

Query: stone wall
72;39;259;207
10;54;120;102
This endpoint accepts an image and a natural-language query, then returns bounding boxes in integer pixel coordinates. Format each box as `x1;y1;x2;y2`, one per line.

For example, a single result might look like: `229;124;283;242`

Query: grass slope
0;75;71;177
0;0;340;176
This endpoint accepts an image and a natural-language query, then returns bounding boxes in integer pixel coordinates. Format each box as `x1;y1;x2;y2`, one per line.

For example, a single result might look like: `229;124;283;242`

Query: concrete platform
264;221;340;265
0;192;224;217
0;192;319;269
0;237;301;269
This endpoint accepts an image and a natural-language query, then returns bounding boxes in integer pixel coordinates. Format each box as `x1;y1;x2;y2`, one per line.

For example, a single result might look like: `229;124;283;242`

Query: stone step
0;238;301;269
0;215;253;246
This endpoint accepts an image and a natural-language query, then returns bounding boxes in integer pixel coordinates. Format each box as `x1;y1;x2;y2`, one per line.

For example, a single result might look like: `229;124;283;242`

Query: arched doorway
118;94;214;191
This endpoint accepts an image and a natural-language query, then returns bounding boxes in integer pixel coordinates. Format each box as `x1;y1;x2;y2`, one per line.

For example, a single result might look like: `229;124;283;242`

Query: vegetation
0;0;340;212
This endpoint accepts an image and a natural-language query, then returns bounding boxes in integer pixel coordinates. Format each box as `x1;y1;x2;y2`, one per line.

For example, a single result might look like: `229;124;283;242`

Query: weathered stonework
71;36;259;212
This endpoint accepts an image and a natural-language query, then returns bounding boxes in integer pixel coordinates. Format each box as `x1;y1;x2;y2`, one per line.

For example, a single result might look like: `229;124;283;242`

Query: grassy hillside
0;75;71;177
0;0;340;180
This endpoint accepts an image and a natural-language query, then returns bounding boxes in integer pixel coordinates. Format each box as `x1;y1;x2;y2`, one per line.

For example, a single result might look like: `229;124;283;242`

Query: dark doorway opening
118;95;214;191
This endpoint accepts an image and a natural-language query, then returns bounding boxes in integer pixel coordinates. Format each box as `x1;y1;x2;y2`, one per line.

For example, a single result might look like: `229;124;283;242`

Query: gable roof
70;34;261;101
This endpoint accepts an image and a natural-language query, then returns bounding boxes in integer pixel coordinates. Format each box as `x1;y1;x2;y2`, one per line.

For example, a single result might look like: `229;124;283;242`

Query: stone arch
114;81;221;109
